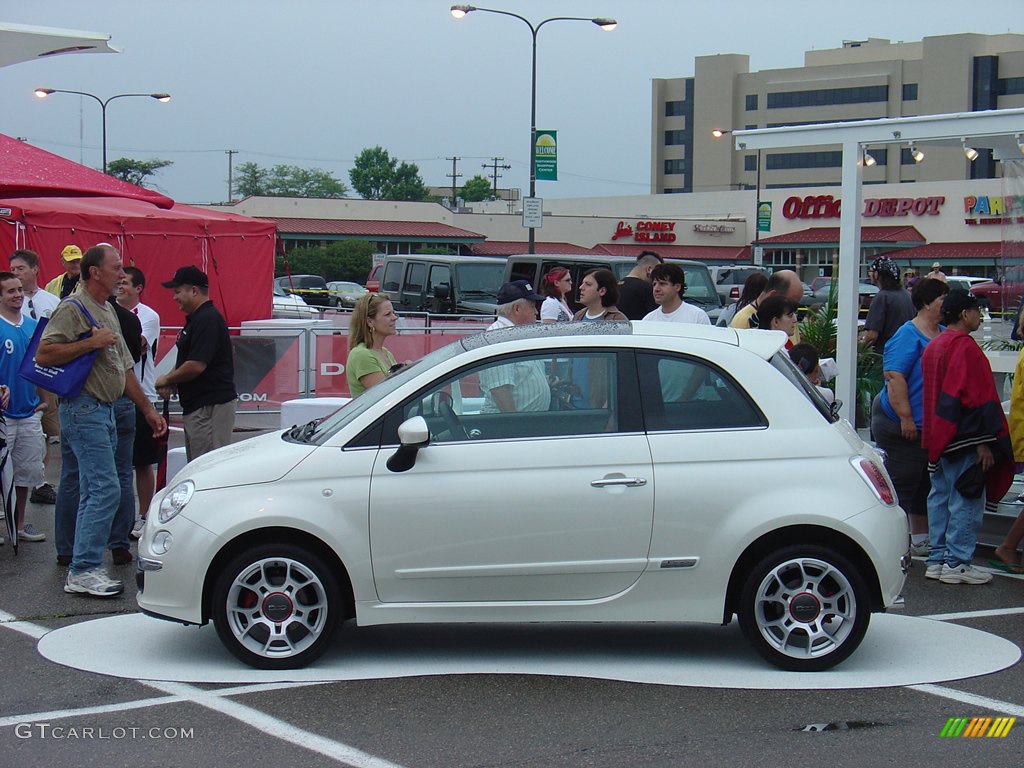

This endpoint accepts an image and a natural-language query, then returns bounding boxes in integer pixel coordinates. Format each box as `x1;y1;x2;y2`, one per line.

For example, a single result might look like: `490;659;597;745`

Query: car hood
457;299;498;315
172;430;316;490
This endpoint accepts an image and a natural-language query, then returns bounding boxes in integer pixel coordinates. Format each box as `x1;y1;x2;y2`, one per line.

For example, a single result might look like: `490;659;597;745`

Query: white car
272;286;319;319
136;323;908;671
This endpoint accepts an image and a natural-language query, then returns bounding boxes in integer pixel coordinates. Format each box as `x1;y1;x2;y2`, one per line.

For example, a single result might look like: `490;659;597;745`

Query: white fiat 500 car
137;323;908;672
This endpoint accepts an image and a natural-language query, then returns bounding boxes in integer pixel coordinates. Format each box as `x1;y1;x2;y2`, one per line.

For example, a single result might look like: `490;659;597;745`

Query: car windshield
299;339;469;445
455;263;503;298
682;265;721;307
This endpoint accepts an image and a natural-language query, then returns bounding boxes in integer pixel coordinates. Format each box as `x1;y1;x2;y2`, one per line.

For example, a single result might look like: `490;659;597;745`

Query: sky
1;0;1020;205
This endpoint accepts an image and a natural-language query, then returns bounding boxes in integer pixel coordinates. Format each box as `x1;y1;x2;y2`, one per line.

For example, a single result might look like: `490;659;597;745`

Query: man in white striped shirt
481;281;550;413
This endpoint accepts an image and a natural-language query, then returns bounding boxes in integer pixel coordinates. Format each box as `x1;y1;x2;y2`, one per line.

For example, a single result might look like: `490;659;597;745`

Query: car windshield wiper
685;296;717;306
287;419;321;442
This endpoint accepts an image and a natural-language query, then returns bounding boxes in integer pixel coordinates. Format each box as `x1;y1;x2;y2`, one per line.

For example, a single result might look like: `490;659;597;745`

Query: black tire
737;545;870;672
212;543;342;669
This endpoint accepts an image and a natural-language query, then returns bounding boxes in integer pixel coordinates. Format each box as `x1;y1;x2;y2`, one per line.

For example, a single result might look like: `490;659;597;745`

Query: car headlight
158;480;195;524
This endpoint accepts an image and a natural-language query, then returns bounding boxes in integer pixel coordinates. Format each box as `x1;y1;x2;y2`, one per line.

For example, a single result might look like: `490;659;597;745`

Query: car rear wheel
738;545;870;671
212;544;341;669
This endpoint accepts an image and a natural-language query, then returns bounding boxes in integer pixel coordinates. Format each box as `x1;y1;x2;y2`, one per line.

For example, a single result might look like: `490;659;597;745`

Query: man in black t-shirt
156;266;237;461
616;251;663;320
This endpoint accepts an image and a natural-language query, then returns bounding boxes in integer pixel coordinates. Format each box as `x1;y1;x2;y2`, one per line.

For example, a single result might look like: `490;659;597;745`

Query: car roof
461;321;786;361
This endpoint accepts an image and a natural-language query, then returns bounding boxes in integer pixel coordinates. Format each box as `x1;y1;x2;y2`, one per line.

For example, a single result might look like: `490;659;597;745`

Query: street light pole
34;88;171;174
450;5;616;254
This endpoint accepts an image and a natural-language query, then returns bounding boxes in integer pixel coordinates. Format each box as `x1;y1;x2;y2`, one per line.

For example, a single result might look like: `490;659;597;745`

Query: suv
503;254;722;322
968;269;1020;313
380;254;505;314
274;275;330;307
709;265;771;303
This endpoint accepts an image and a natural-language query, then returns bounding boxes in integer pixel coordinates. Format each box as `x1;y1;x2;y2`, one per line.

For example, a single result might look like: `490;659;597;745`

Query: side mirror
386;416;430;473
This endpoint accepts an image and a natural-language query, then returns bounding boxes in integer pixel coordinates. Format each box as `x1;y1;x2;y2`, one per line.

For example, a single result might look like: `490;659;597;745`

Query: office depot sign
782;195;945;219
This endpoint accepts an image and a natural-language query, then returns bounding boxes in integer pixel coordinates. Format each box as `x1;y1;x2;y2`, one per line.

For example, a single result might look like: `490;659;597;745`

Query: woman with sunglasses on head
346;293;400;397
539;267;573;323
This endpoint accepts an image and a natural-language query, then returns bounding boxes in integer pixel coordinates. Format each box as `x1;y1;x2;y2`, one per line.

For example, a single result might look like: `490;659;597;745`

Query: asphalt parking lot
0;414;1021;767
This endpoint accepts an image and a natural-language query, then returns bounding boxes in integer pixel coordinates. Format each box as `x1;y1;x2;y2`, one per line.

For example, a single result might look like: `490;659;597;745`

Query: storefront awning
595;243;752;262
757;226;926;246
883;241;1005;266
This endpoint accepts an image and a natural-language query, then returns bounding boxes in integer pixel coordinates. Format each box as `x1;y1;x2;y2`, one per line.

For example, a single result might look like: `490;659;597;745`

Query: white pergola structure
734;108;1024;423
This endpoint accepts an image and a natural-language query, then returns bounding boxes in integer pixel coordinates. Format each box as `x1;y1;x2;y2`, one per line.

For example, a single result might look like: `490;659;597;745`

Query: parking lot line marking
0;696;184;729
920;606;1024;621
144;681;409;768
910;684;1024;718
0;609;49;640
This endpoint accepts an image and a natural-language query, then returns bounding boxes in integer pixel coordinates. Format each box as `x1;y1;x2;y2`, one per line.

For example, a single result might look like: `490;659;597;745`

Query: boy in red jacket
921;291;1013;584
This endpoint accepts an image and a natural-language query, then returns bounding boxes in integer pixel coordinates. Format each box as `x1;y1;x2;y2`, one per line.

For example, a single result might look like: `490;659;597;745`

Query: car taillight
730;287;740;299
852;456;896;505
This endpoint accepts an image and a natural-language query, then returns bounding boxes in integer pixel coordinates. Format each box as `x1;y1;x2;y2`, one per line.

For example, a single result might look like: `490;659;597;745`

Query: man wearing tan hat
926;261;947;282
45;245;83;299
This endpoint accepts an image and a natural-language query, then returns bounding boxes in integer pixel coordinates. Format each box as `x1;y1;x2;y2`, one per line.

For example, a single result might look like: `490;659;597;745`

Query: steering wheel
438;398;469;441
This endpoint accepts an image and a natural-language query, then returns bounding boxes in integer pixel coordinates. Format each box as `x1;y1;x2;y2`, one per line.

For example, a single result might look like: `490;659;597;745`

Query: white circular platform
38;613;1020;689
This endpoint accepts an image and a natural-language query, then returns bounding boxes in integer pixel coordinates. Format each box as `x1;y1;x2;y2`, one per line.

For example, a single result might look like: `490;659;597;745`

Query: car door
368;347;654;603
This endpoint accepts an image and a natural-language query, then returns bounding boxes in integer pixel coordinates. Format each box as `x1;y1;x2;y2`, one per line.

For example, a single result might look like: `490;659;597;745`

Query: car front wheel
738;545;870;671
212;544;341;669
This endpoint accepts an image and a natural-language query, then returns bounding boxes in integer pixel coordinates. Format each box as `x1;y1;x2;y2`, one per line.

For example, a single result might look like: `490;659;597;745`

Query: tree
384;161;430;202
276;239;375;283
461;175;493;202
234;161;270;197
106;157;172;187
349;146;396;200
349;146;430;201
234;162;347;199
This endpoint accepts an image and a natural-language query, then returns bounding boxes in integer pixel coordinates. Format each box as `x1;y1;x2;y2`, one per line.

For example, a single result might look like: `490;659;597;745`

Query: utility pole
445;156;462;209
483;157;511;199
225;149;239;202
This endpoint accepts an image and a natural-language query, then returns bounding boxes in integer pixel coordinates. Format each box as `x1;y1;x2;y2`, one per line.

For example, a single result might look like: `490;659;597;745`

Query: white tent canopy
0;22;119;68
734;108;1024;423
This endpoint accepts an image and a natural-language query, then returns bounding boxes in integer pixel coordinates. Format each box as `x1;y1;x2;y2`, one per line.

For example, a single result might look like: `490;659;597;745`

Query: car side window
428;265;450;295
399;351;620;443
405;263;425;295
382;262;402;292
638;352;765;432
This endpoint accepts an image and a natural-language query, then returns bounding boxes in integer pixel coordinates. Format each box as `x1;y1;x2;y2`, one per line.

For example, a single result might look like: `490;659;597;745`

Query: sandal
987;558;1024;574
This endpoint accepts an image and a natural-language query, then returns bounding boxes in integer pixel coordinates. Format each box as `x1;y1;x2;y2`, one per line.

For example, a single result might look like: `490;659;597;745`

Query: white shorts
6;413;44;488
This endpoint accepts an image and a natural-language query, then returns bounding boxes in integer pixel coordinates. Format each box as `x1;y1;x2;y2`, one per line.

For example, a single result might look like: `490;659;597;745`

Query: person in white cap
44;244;84;299
926;261;947;282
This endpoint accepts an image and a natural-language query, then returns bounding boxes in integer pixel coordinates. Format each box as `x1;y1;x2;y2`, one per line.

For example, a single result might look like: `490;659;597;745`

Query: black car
274;275;330;307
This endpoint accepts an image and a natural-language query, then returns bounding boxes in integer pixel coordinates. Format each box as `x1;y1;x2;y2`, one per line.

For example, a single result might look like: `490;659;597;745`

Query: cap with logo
496;279;544;305
161;265;209;289
60;245;82;262
940;290;979;323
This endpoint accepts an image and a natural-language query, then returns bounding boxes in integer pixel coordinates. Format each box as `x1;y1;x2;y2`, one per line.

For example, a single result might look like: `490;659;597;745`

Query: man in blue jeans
36;244;165;598
921;291;1014;585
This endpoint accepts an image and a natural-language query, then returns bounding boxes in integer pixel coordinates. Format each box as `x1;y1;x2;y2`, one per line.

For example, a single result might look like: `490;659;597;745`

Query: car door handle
590;477;647;488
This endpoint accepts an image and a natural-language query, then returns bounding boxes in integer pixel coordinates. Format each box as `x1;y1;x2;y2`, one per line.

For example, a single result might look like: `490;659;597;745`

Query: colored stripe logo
940;717;1015;738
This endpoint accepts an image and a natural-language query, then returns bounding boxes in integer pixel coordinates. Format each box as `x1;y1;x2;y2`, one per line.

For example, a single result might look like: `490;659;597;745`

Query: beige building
651;33;1024;194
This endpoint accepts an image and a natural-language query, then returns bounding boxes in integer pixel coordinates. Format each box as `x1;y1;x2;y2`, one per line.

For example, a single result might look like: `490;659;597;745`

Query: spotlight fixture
863;149;876;167
962;139;978;161
711;128;728;138
909;142;924;163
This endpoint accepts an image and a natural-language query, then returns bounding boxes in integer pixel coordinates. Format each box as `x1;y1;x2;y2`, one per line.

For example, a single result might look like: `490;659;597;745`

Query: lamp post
713;128;762;263
451;5;616;254
34;88;171;174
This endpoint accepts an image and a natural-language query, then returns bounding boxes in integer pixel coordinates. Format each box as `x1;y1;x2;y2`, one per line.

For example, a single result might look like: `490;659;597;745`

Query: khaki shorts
41;407;60;439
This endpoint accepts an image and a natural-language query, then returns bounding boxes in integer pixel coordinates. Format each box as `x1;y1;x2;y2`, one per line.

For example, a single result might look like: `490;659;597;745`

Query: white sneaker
17;524;46;542
939;563;992;585
910;539;931;557
925;563;942;580
130;518;146;540
64;568;124;597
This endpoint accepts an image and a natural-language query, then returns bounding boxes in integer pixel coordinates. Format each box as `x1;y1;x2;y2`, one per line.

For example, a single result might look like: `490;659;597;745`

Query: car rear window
770;352;839;422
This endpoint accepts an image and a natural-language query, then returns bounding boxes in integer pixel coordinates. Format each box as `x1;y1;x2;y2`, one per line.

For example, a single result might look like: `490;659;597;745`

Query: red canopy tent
0;134;274;326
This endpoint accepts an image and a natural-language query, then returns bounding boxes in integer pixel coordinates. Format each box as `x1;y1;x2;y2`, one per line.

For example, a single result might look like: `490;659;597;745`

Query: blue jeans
108;397;137;550
56;395;119;574
926;450;986;567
